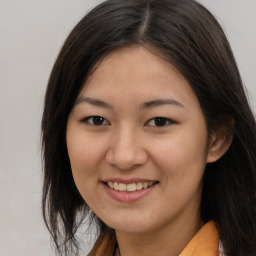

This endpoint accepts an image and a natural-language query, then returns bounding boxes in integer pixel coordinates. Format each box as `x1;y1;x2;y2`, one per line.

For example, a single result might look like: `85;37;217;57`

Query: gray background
0;0;255;255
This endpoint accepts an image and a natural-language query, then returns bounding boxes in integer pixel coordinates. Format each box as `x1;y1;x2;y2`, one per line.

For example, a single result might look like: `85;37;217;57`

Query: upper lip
102;178;158;184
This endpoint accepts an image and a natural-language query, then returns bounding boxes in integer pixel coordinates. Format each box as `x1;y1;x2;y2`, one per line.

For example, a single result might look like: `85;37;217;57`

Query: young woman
41;0;256;255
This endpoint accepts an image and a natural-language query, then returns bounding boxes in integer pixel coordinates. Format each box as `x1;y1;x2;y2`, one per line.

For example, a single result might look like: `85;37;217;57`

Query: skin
66;46;230;256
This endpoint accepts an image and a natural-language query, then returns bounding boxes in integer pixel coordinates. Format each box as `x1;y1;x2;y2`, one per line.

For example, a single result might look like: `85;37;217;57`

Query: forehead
85;45;180;87
79;45;199;109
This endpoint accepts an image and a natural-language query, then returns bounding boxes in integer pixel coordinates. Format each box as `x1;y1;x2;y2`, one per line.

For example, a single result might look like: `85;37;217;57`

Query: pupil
93;116;104;125
155;117;166;126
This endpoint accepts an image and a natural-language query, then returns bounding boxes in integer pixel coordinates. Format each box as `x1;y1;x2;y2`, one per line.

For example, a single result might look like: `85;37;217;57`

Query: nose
105;126;148;170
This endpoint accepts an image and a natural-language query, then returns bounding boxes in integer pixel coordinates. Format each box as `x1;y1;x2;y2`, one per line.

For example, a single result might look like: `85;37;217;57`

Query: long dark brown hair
41;0;256;255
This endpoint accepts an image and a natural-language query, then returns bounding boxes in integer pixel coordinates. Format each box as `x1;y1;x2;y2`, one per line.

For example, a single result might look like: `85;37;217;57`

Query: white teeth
107;181;156;192
114;182;119;190
127;183;137;192
118;183;127;191
143;182;148;189
136;182;143;190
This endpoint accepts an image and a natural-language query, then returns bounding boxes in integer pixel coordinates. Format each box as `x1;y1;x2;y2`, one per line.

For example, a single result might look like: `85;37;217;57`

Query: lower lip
102;183;157;203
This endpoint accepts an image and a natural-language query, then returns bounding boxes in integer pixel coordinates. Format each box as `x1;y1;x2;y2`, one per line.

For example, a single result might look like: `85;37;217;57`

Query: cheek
68;142;98;173
151;127;209;181
66;127;107;203
66;129;107;175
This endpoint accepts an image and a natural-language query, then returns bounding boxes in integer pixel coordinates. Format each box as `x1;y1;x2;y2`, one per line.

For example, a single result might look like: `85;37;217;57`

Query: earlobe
207;117;234;163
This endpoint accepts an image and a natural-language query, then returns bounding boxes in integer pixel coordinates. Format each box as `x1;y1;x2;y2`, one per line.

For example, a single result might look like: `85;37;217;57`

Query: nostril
105;147;148;170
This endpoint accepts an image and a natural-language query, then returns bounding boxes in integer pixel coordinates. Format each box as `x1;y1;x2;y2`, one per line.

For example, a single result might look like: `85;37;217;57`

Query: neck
115;213;204;256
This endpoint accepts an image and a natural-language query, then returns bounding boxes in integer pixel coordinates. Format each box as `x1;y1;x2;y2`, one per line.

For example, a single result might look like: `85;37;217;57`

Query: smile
106;181;158;192
102;180;159;202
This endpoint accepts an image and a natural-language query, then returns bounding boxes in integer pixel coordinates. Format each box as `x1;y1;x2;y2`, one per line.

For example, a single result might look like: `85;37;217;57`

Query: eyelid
79;116;175;127
145;117;175;127
80;116;110;125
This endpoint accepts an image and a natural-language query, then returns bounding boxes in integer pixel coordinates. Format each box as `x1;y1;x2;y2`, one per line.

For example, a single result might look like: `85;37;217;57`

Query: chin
100;214;158;234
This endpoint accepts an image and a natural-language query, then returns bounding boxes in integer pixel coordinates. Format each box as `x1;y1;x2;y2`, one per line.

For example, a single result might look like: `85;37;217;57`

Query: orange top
180;221;219;256
88;221;220;256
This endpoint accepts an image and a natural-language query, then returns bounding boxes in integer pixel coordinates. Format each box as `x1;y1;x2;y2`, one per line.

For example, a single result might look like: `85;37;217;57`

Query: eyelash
146;117;175;127
81;116;110;126
80;116;175;127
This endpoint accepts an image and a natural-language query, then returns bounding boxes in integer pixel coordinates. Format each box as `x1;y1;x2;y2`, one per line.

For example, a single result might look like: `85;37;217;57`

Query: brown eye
146;117;174;127
82;116;110;126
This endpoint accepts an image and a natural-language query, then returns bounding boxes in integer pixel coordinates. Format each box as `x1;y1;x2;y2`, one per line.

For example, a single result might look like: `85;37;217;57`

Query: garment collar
88;221;219;256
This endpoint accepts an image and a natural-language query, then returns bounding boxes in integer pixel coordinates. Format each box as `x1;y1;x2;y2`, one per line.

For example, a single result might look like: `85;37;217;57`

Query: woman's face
66;46;213;234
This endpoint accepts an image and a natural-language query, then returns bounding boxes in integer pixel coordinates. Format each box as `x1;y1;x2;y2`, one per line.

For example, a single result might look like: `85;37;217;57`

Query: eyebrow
140;99;185;110
75;97;113;108
75;97;185;110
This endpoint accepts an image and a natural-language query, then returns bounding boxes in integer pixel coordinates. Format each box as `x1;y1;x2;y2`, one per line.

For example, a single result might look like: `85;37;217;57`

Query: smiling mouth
104;181;159;192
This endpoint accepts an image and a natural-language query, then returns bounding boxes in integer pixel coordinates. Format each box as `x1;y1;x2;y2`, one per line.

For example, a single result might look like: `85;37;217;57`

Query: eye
81;116;110;126
146;117;174;127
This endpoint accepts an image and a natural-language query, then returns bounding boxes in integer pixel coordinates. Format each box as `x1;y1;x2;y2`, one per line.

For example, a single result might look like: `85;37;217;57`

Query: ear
207;116;234;163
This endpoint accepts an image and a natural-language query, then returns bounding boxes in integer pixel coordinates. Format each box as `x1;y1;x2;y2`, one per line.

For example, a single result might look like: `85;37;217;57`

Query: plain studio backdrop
0;0;255;255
